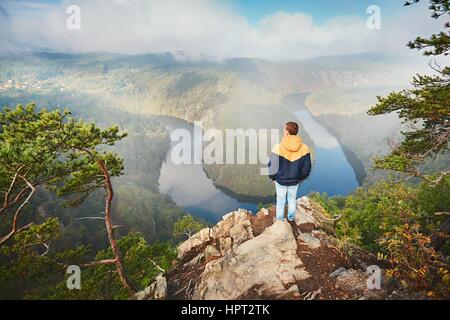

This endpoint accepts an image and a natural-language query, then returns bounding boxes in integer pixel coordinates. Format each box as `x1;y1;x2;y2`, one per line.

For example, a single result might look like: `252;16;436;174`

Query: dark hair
285;122;299;135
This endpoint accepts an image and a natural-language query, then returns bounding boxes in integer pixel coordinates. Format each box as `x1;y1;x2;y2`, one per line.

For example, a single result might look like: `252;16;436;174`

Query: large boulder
192;221;310;300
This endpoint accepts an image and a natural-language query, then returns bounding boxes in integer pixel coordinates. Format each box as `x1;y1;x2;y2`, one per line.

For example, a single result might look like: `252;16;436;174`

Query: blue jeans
275;182;299;221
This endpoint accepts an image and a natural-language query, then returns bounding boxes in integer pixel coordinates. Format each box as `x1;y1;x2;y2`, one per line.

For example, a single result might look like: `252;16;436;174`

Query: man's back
269;135;312;186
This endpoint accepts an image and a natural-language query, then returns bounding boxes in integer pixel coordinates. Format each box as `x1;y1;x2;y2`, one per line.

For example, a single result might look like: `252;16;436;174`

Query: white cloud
0;0;446;60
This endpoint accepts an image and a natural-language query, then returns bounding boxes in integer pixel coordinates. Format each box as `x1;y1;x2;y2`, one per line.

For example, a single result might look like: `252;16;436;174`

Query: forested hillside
0;51;420;198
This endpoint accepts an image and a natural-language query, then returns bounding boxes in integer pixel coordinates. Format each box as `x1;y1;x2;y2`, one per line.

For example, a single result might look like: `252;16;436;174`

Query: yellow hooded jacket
268;135;312;186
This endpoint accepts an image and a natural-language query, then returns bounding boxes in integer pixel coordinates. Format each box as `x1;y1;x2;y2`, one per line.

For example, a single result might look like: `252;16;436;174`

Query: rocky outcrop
142;197;391;300
193;221;310;299
177;209;253;261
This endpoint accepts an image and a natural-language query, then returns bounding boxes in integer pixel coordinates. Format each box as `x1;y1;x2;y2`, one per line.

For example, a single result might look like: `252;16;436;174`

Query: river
159;101;360;223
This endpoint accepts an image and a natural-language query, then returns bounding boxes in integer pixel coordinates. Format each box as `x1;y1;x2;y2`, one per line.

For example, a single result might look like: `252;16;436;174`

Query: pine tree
0;103;135;293
368;0;450;186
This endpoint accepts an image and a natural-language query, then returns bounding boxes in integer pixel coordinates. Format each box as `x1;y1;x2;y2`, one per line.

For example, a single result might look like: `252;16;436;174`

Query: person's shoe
287;217;295;222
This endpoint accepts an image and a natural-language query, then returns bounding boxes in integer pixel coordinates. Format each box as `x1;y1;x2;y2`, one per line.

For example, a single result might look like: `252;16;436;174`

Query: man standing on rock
268;122;312;222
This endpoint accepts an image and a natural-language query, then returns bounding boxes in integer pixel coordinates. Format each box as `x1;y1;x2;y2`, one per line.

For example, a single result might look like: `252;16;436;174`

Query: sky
234;0;404;25
0;0;446;60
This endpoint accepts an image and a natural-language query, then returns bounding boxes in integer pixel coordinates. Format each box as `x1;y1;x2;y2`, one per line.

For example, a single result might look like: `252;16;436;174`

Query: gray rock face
192;221;310;300
295;196;340;235
204;245;221;260
295;197;319;233
330;267;348;279
177;209;253;260
133;275;167;300
211;209;254;253
218;237;232;256
177;227;211;260
298;232;321;249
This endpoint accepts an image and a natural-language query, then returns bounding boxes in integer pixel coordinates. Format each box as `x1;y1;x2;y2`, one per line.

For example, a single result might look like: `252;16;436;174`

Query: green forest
315;0;450;297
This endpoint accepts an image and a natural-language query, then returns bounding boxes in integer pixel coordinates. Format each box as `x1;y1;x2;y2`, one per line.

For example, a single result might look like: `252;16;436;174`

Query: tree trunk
96;159;136;295
0;175;35;246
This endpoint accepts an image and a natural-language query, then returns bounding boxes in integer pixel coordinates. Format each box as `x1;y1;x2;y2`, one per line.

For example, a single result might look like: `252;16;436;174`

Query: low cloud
0;0;445;60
